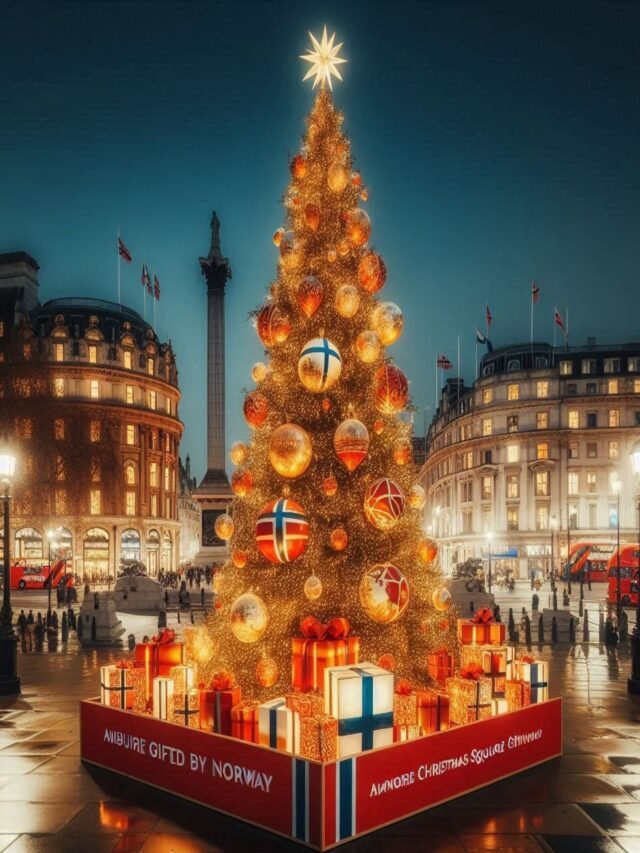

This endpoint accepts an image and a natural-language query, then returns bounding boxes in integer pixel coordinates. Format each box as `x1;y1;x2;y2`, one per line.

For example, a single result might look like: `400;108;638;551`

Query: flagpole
435;356;438;409
153;278;157;331
117;227;121;305
456;335;460;415
143;261;146;320
475;339;478;381
565;307;569;351
553;306;557;351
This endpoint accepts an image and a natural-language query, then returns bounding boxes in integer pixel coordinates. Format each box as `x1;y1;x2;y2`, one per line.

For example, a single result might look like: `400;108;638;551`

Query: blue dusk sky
1;1;639;479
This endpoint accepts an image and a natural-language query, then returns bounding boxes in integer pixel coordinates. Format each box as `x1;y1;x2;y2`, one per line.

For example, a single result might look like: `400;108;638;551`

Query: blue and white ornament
297;337;342;393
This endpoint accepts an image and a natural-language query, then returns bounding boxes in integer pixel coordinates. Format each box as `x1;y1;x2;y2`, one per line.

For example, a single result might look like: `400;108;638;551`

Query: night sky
1;1;639;480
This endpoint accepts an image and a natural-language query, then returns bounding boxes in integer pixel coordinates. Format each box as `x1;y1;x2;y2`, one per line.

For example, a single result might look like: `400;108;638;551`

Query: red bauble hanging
291;155;307;179
333;418;370;473
231;468;254;497
363;477;406;530
374;364;409;415
358;251;387;294
297;275;324;318
304;203;321;231
257;304;291;347
256;498;309;564
243;391;269;428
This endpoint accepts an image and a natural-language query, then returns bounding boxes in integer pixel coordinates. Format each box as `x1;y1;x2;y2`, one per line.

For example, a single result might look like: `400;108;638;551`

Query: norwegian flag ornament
363;477;406;530
256;498;310;564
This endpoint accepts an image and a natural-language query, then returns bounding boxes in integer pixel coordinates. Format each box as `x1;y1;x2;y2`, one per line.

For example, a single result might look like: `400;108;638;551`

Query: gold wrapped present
393;680;418;727
285;690;324;718
172;689;200;727
170;664;196;694
446;669;492;725
461;645;515;696
300;714;338;762
394;724;421;743
505;679;531;712
100;663;146;712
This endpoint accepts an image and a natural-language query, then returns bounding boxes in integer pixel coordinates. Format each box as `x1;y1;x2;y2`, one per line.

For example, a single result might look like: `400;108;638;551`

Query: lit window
536;442;549;460
507;445;520;463
91;459;101;482
568;411;579;429
90;379;99;399
16;418;33;439
54;488;67;515
607;378;619;394
90;420;101;442
124;351;132;370
507;383;519;401
0;321;3;337
536;505;549;530
609;471;620;494
55;454;65;481
147;357;154;376
506;474;519;498
151;494;158;517
53;378;64;397
568;472;579;495
126;385;134;404
635;379;640;394
507;507;519;530
587;471;597;494
482;388;493;404
629;357;640;373
22;343;32;360
559;361;572;376
54;343;64;362
54;419;65;440
148;390;157;410
536;411;549;430
536;381;548;399
90;489;101;515
126;491;136;516
88;345;97;364
126;425;135;446
568;503;578;529
507;415;518;433
608;409;620;428
482;418;492;436
125;464;136;485
569;441;579;458
581;359;596;374
481;476;492;499
164;466;170;490
150;462;159;487
535;471;549;496
167;398;173;416
165;497;172;517
609;440;619;459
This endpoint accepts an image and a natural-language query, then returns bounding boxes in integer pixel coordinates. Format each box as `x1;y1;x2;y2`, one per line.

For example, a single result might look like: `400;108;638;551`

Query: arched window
125;463;136;485
83;527;110;583
14;527;43;560
121;528;141;562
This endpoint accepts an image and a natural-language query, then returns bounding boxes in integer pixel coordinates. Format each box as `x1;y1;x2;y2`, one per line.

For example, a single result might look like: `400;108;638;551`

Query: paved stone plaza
1;589;640;853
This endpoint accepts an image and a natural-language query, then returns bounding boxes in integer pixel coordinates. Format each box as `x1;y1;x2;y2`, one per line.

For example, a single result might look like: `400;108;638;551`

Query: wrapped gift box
393;725;421;743
172;690;200;728
286;691;324;718
491;698;508;716
100;663;146;711
394;681;418;727
152;676;174;721
446;675;492;725
427;649;454;687
458;619;506;646
259;698;299;753
415;689;450;734
197;684;215;731
170;664;196;695
461;645;515;696
325;663;394;758
515;659;549;704
231;700;259;744
505;679;531;712
300;714;338;762
212;675;241;736
292;634;360;692
135;629;183;698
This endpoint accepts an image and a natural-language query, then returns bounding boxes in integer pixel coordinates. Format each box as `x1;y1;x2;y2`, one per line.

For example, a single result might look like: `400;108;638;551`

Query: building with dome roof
0;251;183;582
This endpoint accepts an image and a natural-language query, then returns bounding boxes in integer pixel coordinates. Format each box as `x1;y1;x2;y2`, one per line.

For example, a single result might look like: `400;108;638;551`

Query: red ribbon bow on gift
395;678;413;696
433;646;449;656
212;670;236;691
115;660;131;669
472;607;494;625
151;628;176;645
460;664;484;680
300;616;351;640
519;655;536;664
197;681;206;690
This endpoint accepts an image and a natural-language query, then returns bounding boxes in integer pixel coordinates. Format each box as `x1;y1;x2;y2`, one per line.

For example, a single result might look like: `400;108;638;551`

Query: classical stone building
178;455;200;563
421;340;640;577
0;251;183;582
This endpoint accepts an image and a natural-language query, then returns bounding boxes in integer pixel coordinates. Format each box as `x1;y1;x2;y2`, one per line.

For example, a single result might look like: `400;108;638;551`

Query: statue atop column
199;210;232;292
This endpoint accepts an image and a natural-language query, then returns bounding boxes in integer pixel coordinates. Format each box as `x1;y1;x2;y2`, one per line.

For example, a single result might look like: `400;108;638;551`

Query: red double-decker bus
9;559;70;590
606;545;640;607
564;542;615;582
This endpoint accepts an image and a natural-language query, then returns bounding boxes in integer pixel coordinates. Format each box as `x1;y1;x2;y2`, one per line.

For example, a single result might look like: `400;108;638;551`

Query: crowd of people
15;605;78;652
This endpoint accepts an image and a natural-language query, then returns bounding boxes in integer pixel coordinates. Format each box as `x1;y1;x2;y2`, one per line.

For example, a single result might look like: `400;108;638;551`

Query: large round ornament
335;284;360;318
374;365;409;415
333;419;370;473
322;475;338;497
256;657;279;688
359;563;409;624
279;231;298;268
290;155;307;179
408;484;426;510
230;593;268;643
304;203;321;231
372;418;385;435
346;209;371;247
243;391;269;428
231;549;247;569
432;588;452;612
252;361;268;383
371;302;404;346
355;330;382;363
268;423;312;479
215;513;234;541
257;304;291;347
392;438;412;466
330;527;348;552
327;161;349;192
256;498;309;564
298;337;342;393
231;468;254;497
304;574;323;601
418;537;438;566
229;441;248;466
297;276;324;318
357;252;387;294
363;478;405;530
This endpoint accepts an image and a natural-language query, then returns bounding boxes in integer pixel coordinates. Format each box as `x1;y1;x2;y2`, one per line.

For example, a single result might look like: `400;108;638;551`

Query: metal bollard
551;616;558;644
538;614;545;644
583;609;590;641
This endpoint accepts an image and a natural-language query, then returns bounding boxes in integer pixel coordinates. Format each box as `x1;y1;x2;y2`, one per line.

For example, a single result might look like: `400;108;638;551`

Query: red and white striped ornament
363;477;405;530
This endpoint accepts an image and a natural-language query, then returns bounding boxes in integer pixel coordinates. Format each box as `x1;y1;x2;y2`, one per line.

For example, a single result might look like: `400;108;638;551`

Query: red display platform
81;697;562;850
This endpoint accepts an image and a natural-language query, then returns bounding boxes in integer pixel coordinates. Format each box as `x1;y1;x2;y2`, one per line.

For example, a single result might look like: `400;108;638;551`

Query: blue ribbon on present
337;668;393;751
529;663;548;703
269;700;285;749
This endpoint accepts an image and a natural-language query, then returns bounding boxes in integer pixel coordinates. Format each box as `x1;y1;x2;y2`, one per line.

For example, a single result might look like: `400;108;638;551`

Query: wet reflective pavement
0;596;639;851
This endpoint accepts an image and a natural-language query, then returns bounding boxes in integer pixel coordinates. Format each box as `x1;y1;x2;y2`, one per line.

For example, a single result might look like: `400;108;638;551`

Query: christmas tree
198;29;457;696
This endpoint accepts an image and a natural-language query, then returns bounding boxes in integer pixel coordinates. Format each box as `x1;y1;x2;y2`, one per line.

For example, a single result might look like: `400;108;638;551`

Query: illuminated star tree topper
300;26;347;90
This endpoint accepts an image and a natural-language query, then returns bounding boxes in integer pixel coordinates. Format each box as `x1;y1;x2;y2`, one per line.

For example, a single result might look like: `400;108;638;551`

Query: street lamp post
486;531;493;594
0;443;20;696
613;480;622;624
628;440;640;695
46;529;59;618
550;515;558;584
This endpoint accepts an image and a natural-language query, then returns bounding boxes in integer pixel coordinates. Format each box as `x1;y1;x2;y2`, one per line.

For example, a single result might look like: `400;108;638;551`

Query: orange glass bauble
327;160;349;192
377;654;396;672
392;438;412;466
243;391;269;428
334;418;370;473
408;484;426;510
252;361;268;383
321;397;332;413
335;284;360;318
359;563;409;624
297;275;324;318
372;418;385;435
418;537;439;566
432;588;452;612
257;304;291;346
374;364;408;415
304;574;323;600
330;527;348;552
304;203;321;231
231;467;253;497
214;513;234;541
231;549;247;569
272;227;285;247
371;301;404;346
358;251;387;294
229;441;248;466
256;657;279;688
327;249;337;263
268;423;312;479
290;154;307;179
337;239;350;257
346;209;371;247
322;475;338;497
355;330;382;363
352;171;362;187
